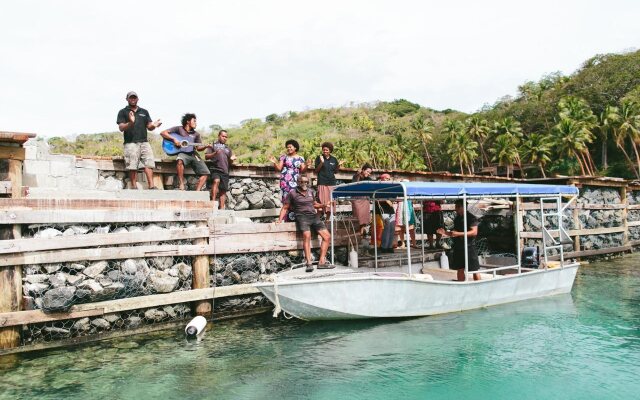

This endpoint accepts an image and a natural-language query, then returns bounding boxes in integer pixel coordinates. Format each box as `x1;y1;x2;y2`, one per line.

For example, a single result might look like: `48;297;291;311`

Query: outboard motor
521;246;540;269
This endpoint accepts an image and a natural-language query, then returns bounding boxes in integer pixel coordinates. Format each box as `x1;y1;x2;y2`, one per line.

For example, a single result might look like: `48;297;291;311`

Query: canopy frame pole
373;192;378;271
330;199;335;266
403;185;412;276
463;194;469;282
515;194;522;275
420;198;425;270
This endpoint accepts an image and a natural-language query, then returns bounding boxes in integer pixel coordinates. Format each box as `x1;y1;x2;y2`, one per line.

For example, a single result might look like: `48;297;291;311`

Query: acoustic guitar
162;133;196;155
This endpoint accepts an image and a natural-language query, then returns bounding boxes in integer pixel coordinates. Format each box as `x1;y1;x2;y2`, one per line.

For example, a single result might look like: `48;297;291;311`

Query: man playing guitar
160;113;210;191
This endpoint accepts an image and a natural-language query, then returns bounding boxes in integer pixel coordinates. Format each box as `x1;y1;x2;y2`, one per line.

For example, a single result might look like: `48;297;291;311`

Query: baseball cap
126;91;138;98
379;173;392;181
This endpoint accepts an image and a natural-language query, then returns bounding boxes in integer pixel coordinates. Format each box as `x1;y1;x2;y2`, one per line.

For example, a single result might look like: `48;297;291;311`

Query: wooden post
192;221;211;317
0;159;23;349
621;185;629;247
572;207;581;252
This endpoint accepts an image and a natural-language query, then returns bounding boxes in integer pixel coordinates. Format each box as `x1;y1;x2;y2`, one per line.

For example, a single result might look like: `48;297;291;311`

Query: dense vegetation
49;50;640;178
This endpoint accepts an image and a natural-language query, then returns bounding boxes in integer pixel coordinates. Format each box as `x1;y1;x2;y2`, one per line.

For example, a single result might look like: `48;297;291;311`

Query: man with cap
116;91;162;189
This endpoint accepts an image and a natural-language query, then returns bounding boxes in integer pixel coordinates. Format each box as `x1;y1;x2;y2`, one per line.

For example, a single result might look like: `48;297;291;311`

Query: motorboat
255;181;579;320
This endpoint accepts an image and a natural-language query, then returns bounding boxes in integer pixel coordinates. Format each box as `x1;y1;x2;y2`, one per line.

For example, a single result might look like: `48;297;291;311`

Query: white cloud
0;0;638;137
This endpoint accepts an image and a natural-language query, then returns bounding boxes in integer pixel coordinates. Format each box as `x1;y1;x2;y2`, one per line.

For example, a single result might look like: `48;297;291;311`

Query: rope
272;274;282;318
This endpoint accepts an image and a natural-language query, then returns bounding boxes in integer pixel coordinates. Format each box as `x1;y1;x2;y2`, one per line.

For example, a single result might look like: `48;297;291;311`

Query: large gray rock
234;200;250;211
24;274;49;284
66;274;85;286
148;270;179;293
24;282;49;296
91;318;111;329
246;192;264;208
83;261;108;278
72;317;91;332
263;197;276;209
49;272;67;288
126;316;143;328
174;262;192;280
77;279;104;294
42;286;77;311
34;228;62;239
121;259;138;275
43;263;62;274
153;257;173;271
144;308;167;321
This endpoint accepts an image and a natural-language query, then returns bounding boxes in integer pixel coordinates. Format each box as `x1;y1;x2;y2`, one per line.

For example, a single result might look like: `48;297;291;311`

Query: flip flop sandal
305;264;314;273
317;264;335;269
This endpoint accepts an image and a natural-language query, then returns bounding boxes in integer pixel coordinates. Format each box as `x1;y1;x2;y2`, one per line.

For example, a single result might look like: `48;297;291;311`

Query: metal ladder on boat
540;197;572;268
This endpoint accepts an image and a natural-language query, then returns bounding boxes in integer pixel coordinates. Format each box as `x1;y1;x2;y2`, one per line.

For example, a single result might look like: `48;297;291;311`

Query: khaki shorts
124;142;156;170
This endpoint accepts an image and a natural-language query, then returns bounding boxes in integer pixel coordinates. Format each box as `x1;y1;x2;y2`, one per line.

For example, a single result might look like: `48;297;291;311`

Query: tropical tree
466;115;491;168
521;133;552;177
596;105;620;170
552;118;593;176
617;100;640;177
444;119;478;174
411;115;434;171
491;117;524;177
557;96;598;174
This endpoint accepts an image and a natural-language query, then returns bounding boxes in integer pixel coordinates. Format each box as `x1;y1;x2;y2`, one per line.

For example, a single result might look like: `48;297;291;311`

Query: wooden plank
234;205;352;219
0;198;215;211
627;221;640;227
0;208;211;224
0;147;25;161
520;226;626;239
192;221;211;316
0;223;21;349
550;245;631;260
0;284;259;327
0;244;208;266
8;159;22;198
521;203;626;210
0;227;210;255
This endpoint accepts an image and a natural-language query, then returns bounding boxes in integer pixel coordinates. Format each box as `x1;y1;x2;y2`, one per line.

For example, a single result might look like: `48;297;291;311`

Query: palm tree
521;133;552;178
466;115;491;168
553;118;592;176
412;116;434;171
557;96;597;174
617;100;640;177
491;117;524;177
491;134;519;178
597;105;620;170
444;120;478;174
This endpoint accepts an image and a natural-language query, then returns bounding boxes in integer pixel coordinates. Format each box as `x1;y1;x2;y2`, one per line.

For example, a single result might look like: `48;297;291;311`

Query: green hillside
49;49;640;178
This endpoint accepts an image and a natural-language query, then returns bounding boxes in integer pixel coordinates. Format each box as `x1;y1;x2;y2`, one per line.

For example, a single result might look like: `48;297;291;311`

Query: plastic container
440;251;449;269
349;249;358;268
185;316;207;338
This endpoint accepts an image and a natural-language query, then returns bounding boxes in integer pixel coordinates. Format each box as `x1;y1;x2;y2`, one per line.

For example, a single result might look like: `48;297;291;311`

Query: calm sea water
2;256;639;400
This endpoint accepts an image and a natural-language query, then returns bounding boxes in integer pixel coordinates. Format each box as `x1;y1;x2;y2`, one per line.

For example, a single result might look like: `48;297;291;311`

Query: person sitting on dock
438;199;480;281
159;113;210;191
277;176;333;273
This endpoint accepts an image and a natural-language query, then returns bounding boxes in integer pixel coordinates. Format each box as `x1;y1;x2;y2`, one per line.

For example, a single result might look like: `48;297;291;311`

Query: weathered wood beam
0;209;211;224
0;227;210;254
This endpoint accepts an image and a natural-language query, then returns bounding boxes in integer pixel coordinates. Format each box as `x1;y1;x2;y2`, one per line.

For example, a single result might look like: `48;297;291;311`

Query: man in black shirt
205;130;235;209
160;113;210;191
116;91;162;189
438;199;481;281
313;141;340;216
277;176;333;272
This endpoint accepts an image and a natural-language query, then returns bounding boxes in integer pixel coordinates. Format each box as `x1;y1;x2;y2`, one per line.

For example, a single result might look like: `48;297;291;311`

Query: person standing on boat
378;173;397;253
351;163;373;236
206;129;235;209
159;113;210;191
438;199;480;281
116;91;163;189
269;139;306;221
277;175;333;273
423;200;445;249
314;141;340;217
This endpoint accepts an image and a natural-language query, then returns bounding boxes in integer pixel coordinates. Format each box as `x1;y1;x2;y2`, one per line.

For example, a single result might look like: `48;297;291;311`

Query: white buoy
440;251;449;269
349;249;359;268
185;316;207;338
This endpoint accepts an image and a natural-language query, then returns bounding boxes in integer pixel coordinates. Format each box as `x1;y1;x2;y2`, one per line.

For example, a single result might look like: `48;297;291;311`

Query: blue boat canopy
332;181;579;199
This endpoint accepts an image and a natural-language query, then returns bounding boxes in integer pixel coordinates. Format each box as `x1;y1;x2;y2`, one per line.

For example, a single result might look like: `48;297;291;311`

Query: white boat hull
255;264;579;320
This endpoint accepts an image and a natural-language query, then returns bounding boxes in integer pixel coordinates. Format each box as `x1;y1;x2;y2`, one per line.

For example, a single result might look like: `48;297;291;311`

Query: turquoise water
2;256;639;400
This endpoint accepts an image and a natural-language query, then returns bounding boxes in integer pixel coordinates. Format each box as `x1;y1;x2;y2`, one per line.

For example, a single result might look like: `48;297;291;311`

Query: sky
0;0;638;138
